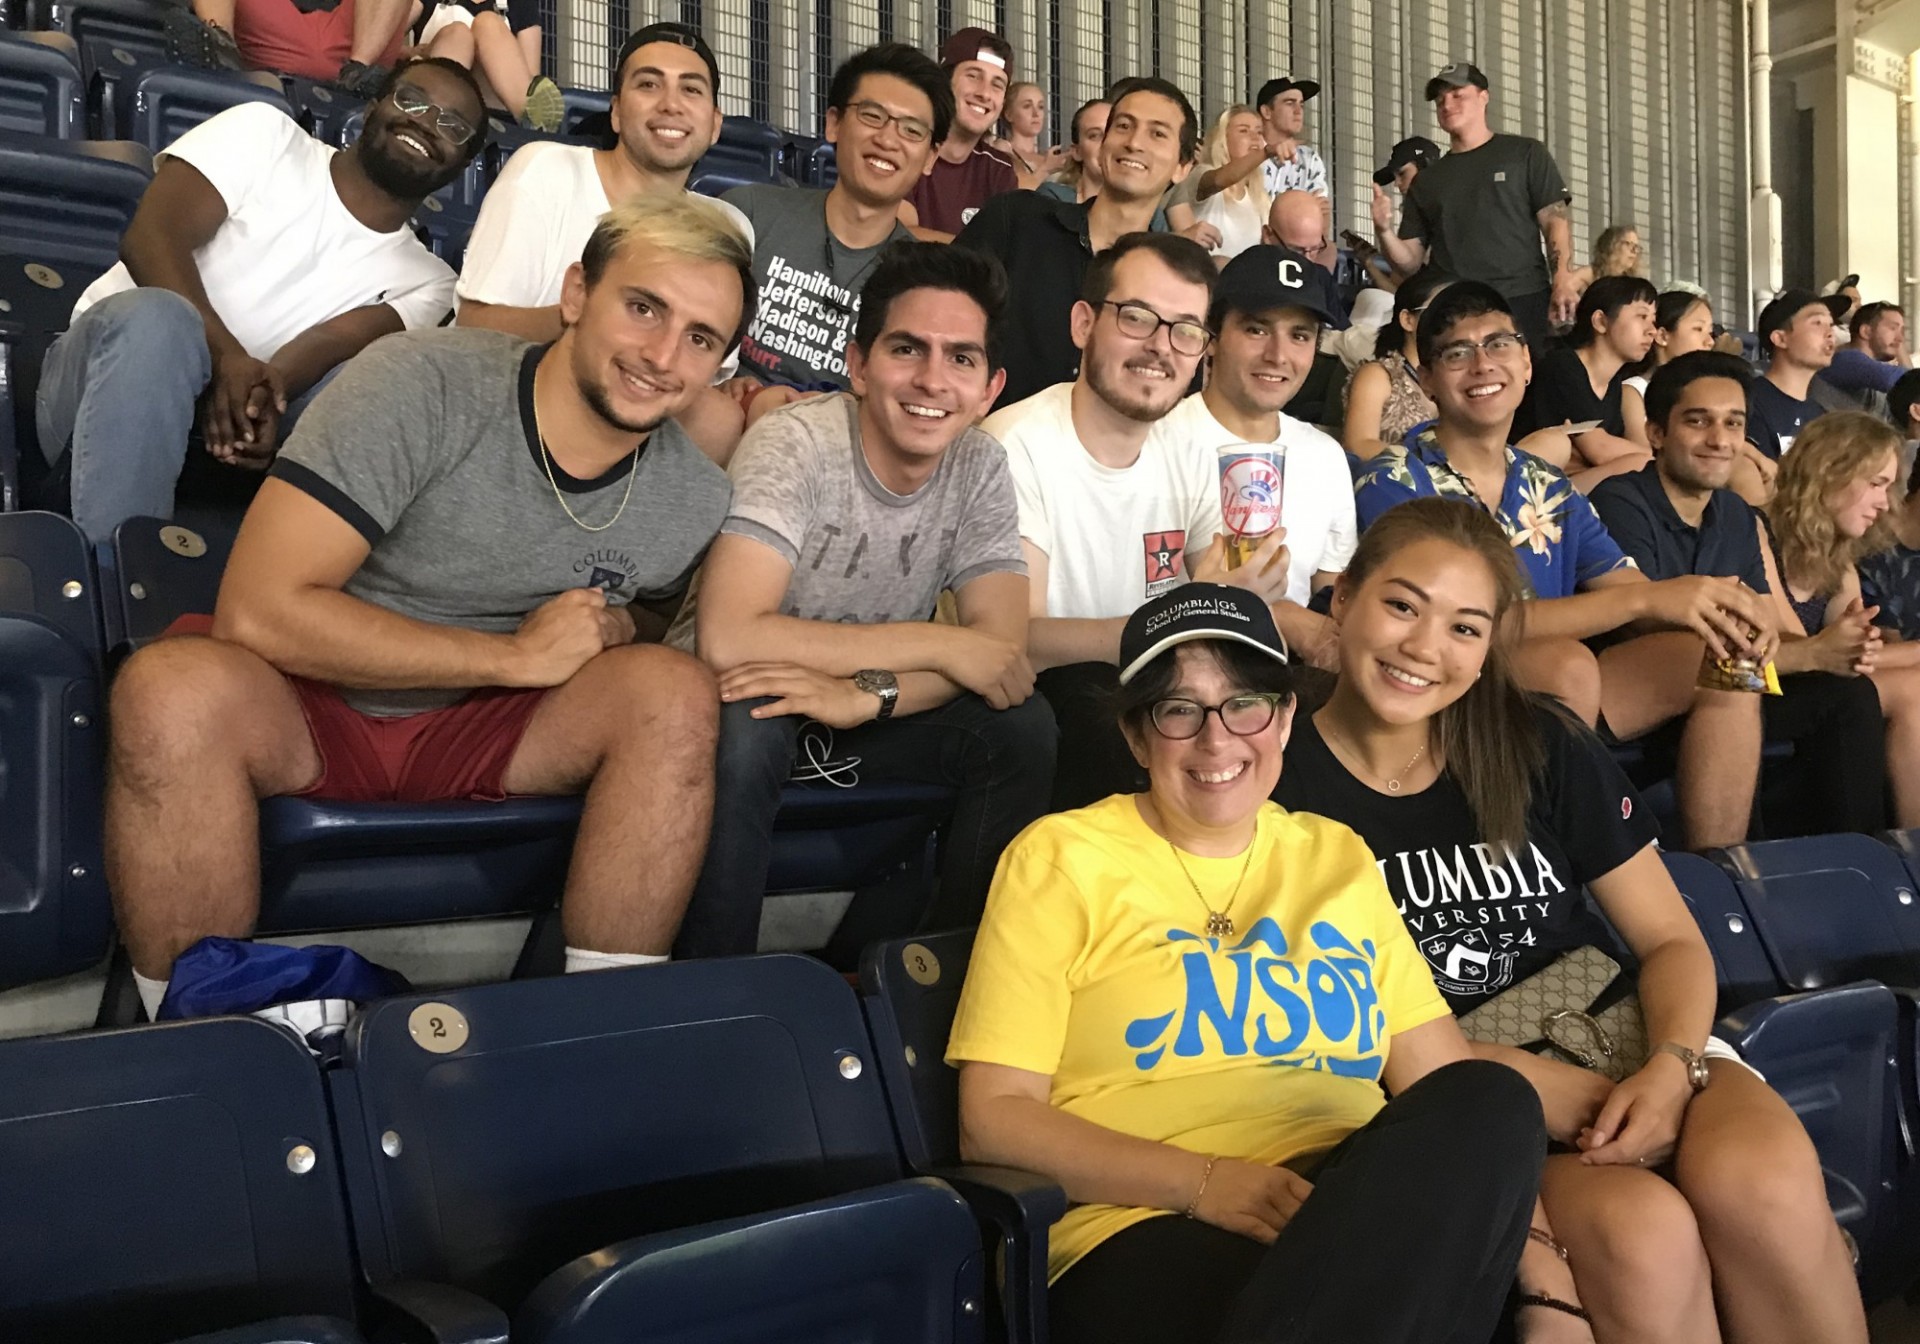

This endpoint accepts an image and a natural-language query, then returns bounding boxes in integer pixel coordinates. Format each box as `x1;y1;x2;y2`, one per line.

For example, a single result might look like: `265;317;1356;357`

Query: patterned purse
1456;943;1650;1083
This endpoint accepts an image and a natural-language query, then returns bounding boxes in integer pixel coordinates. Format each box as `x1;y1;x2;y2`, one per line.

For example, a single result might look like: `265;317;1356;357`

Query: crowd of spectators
25;18;1919;1342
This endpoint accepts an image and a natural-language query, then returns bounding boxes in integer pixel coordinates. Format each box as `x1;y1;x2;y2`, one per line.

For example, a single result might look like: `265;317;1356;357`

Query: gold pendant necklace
1325;722;1429;793
532;379;643;534
1166;835;1258;939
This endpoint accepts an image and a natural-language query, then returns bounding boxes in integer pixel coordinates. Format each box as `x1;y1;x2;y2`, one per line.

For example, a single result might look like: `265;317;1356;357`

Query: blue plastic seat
690;117;786;193
860;930;1067;1344
0;510;110;990
0;131;149;280
331;956;987;1342
0;1016;365;1341
115;56;291;151
1661;850;1782;1011
29;0;172;54
0;29;83;135
410;187;477;265
281;74;353;144
1716;833;1920;990
0;247;92;509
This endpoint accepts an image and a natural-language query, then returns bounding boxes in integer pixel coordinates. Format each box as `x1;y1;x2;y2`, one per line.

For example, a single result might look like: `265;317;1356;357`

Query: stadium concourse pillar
1752;0;1785;315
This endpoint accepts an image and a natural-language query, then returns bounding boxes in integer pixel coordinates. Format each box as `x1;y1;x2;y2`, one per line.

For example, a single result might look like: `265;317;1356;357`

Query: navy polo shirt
1588;461;1770;591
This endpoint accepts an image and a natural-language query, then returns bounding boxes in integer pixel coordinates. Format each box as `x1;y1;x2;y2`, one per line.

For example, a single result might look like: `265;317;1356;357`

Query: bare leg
1867;663;1920;826
349;0;414;65
105;638;322;979
1541;1155;1722;1344
470;10;533;116
1512;635;1602;726
194;0;236;33
501;644;719;955
425;21;475;66
515;22;542;73
1599;632;1759;848
1674;1063;1868;1344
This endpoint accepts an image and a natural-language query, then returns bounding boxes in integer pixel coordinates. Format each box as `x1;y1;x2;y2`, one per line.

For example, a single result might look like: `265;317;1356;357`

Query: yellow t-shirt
946;794;1451;1282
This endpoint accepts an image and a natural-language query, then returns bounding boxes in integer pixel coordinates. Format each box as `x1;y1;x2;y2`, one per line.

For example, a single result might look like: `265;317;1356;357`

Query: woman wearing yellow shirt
948;585;1560;1344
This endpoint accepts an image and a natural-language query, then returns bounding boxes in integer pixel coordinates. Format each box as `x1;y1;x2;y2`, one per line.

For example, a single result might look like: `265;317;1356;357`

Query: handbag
1456;943;1650;1082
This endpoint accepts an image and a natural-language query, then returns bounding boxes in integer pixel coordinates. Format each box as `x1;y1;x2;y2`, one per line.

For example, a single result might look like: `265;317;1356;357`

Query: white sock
564;947;669;974
133;970;170;1020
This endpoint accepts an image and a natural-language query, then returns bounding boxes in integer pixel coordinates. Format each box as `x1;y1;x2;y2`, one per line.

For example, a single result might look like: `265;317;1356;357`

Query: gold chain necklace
1165;835;1258;939
531;382;642;534
1324;722;1428;794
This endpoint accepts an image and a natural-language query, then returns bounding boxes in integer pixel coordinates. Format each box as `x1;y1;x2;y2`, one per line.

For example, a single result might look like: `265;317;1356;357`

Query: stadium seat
281;74;353;145
1715;833;1920;990
113;55;290;151
0;510;111;990
1661;850;1782;1011
0;1016;365;1341
689;117;786;194
0;247;91;508
0;29;83;136
409;187;477;265
860;930;1068;1344
1717;982;1917;1304
330;956;988;1341
0;131;149;279
557;85;606;137
807;139;838;187
28;0;171;55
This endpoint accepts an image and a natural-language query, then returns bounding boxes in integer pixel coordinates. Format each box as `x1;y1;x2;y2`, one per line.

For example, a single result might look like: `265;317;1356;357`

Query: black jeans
1507;289;1553;354
1037;662;1146;812
674;693;1057;958
1762;671;1887;836
1048;1060;1546;1344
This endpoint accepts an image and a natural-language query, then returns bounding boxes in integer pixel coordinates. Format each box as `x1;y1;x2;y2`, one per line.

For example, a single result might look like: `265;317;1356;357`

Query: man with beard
103;194;749;1020
36;57;486;542
721;43;942;392
957;76;1199;408
981;232;1290;809
668;242;1053;957
1158;245;1354;670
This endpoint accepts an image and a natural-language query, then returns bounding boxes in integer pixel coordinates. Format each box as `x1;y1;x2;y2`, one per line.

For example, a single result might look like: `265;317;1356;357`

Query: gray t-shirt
1398;133;1570;299
669;392;1024;644
720;185;913;389
272;328;731;716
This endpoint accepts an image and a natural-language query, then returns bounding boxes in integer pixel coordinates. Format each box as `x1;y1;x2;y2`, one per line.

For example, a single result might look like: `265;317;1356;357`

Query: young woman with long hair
1764;411;1920;824
1343;266;1453;462
1274;496;1866;1344
1621;290;1716;401
1172;104;1273;262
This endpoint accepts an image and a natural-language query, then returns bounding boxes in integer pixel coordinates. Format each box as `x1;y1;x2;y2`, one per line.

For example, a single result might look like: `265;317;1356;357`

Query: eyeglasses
389;82;477;147
1097;300;1213;356
845;100;933;144
1431;332;1528;372
1148;694;1286;740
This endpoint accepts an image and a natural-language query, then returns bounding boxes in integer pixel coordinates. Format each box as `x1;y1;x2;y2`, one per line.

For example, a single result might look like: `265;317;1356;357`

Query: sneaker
519;75;564;132
336;58;388;101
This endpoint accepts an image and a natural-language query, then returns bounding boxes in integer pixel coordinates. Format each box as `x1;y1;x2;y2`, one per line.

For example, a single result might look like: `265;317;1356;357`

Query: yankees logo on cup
1217;444;1285;569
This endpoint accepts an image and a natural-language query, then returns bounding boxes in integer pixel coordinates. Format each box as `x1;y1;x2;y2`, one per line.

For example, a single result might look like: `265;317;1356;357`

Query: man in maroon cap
906;26;1017;239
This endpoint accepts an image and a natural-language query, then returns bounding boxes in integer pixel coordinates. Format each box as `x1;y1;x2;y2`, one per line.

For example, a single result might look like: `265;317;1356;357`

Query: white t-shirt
1194;188;1266;261
74;103;455;359
1158;391;1358;605
983;381;1224;619
456;141;753;377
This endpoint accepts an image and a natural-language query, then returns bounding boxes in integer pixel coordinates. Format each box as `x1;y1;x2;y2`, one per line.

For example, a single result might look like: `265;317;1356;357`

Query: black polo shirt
1588;461;1769;590
956;191;1096;409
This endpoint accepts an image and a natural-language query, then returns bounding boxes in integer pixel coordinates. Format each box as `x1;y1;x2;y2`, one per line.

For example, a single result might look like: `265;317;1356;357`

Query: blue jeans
35;289;332;542
675;692;1058;959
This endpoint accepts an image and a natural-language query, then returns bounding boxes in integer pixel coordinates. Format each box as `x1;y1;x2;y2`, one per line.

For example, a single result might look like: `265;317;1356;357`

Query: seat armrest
931;1164;1065;1344
366;1279;509;1344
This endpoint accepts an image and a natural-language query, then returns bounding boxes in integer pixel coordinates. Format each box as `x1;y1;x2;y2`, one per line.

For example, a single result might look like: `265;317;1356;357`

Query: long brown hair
1336;498;1545;852
1766;411;1903;596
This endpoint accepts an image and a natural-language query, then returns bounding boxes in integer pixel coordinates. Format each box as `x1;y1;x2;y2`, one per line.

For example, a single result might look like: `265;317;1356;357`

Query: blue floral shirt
1859;542;1920;642
1353;427;1635;599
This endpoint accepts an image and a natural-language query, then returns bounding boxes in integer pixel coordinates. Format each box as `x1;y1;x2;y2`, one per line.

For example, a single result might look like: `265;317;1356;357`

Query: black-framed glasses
1149;694;1286;740
845;99;933;144
1431;331;1528;372
1097;300;1212;356
389;82;477;147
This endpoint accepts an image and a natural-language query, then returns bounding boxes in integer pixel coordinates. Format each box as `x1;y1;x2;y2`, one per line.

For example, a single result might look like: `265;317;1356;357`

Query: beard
571;344;674;436
1087;353;1184;423
357;122;466;201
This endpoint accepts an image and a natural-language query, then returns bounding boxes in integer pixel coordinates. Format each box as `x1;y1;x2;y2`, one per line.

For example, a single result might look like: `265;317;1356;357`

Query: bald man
1263;190;1350;325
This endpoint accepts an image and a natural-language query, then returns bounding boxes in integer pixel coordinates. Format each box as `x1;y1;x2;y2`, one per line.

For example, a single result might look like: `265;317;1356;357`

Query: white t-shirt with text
75;103;455;358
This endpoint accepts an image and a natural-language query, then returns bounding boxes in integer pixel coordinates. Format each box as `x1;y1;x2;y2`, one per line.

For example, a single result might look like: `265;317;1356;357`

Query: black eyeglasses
845;99;933;144
1431;332;1527;371
389;82;477;147
1148;694;1286;740
1096;300;1213;356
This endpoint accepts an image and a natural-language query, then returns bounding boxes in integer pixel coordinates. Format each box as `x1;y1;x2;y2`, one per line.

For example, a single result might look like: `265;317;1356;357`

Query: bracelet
1526;1226;1570;1262
1513;1292;1592;1324
1184;1156;1217;1219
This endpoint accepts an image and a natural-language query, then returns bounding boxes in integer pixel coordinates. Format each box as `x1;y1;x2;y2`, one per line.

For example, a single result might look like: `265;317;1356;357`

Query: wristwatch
852;669;899;722
1653;1041;1712;1092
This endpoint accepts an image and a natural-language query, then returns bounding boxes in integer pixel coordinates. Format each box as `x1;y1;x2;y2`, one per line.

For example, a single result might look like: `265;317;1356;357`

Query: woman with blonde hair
1765;410;1920;823
1572;225;1646;287
1165;104;1271;262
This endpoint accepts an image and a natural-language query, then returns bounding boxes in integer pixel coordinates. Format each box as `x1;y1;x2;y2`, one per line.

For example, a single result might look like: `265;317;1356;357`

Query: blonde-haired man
104;194;754;1017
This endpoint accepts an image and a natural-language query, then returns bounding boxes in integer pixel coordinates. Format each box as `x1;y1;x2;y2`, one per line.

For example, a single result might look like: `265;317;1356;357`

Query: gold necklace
1165;835;1258;938
1324;721;1428;794
532;383;642;534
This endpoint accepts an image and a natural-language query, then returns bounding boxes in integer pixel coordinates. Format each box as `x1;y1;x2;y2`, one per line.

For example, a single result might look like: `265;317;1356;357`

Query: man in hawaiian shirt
1355;281;1768;850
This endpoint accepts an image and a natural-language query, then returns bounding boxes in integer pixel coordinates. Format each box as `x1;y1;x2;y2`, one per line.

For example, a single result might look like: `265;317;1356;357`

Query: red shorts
232;0;405;81
165;616;547;803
